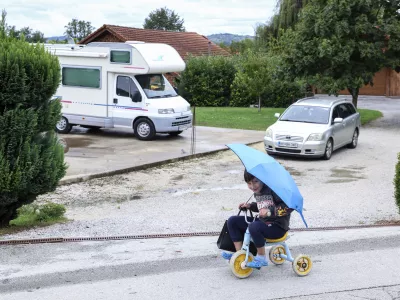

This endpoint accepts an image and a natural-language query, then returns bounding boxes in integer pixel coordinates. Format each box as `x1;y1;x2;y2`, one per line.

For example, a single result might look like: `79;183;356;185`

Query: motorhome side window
110;51;131;64
116;76;142;102
62;67;100;88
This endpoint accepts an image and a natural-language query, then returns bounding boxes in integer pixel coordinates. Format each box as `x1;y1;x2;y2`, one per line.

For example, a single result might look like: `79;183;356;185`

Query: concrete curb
58;140;263;186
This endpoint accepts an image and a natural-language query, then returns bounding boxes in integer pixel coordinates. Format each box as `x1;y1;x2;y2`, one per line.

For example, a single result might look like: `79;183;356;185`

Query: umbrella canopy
227;143;308;228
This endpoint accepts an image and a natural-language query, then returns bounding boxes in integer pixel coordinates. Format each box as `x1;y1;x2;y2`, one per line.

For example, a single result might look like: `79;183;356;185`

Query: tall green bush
230;50;306;108
176;55;236;107
395;153;400;213
0;32;66;225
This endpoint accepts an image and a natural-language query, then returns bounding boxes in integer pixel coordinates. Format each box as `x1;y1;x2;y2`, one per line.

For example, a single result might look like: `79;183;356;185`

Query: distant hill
207;33;254;45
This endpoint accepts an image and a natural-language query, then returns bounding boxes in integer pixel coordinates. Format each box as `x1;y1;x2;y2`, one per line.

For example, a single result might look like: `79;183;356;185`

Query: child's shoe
221;252;233;260
246;255;268;268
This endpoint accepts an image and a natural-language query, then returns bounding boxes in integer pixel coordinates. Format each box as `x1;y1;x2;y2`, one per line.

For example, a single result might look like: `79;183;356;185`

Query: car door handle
113;98;118;104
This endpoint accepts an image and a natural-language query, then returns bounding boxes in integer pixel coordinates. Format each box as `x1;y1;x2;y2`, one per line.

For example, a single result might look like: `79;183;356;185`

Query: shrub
176;55;236;107
395;153;400;213
0;31;67;225
9;202;66;227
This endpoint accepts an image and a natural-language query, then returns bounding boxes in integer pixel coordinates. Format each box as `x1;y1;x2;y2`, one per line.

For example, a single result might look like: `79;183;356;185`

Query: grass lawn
193;107;383;131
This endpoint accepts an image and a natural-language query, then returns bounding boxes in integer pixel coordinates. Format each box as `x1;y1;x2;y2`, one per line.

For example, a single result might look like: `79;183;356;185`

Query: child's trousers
227;216;286;248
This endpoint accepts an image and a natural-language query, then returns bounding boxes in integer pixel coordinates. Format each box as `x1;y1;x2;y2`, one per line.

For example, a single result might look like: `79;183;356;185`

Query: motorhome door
109;74;144;128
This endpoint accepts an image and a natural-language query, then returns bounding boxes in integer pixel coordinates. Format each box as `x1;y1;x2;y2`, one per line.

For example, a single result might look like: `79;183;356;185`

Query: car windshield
135;74;178;99
280;105;330;124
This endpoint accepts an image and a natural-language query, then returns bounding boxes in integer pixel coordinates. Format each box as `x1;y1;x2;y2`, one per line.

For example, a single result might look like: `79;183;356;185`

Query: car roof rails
296;96;316;103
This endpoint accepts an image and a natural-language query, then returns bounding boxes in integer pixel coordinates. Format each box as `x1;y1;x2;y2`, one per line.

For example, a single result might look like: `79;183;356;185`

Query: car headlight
307;133;323;141
265;128;273;138
158;108;175;114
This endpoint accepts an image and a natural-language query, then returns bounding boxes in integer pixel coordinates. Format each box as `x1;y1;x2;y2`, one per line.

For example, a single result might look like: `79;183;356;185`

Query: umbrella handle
236;194;254;216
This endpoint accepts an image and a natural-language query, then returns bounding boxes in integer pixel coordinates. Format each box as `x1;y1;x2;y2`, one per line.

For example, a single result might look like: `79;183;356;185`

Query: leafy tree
231;50;281;110
0;14;67;225
143;7;185;32
230;39;256;54
281;0;400;107
0;9;45;43
64;18;95;42
256;0;312;42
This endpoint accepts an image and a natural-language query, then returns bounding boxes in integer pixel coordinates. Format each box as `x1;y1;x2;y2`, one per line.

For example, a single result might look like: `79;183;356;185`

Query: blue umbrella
227;143;308;228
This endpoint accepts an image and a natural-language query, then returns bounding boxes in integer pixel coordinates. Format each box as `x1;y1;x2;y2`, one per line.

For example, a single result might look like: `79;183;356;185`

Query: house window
110;50;131;64
62;67;101;88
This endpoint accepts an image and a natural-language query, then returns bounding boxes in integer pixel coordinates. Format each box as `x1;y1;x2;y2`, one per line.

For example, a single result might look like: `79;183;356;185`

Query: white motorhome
45;41;192;140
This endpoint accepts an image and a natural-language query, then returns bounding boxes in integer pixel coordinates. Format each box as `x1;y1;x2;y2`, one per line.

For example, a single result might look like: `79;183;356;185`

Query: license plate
278;141;298;148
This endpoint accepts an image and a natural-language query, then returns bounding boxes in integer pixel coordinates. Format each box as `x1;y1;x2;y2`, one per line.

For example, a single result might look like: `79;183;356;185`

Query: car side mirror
334;117;343;123
274;113;280;118
131;91;142;103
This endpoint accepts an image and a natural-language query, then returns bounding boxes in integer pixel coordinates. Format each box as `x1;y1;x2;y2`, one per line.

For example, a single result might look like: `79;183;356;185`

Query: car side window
345;103;356;115
338;104;351;119
116;76;142;102
331;106;340;124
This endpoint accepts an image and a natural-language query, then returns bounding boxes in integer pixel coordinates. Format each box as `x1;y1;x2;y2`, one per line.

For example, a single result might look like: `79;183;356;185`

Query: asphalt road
1;227;400;299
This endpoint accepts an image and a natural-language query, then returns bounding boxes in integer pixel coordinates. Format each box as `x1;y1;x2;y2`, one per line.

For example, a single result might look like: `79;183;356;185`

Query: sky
2;0;277;37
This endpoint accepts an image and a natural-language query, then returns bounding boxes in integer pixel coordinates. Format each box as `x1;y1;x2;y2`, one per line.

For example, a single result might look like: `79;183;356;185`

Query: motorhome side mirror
131;91;142;103
334;117;343;123
274;113;280;118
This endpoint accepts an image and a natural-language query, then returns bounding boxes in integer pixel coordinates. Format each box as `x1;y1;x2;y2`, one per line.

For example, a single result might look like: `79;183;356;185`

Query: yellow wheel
229;250;254;279
269;245;286;265
292;254;313;276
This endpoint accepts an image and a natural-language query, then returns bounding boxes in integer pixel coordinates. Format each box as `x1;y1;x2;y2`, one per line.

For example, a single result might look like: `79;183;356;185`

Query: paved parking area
60;126;264;183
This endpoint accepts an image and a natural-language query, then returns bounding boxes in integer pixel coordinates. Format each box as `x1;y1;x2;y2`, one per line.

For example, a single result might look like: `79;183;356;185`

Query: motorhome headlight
265;127;273;138
307;133;323;141
158;108;175;114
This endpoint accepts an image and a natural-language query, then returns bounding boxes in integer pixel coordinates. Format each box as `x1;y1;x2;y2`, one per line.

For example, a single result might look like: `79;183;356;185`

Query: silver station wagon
264;97;361;160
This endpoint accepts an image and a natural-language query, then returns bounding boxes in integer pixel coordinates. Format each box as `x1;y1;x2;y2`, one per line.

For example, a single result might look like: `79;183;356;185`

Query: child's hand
259;208;270;218
238;203;250;210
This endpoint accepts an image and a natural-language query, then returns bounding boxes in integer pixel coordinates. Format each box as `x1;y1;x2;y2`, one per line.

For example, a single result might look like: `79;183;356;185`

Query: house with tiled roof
78;24;230;85
78;25;230;60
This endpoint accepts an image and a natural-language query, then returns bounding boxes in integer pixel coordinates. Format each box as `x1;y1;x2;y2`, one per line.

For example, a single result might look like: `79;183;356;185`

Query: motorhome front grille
172;119;191;126
275;135;304;142
175;116;189;120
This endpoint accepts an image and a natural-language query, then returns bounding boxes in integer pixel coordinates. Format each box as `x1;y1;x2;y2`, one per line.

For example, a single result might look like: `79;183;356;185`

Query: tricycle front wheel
230;250;254;279
292;254;313;276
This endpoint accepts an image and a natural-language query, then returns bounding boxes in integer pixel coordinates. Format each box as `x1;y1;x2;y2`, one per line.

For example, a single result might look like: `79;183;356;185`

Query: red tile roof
79;24;231;60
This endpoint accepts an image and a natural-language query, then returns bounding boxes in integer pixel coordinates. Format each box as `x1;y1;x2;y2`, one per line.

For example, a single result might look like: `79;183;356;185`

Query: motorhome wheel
56;117;72;134
134;118;156;140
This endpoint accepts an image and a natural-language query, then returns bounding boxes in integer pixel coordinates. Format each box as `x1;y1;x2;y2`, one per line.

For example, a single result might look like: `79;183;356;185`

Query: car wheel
347;129;359;149
134;118;156;141
323;138;333;160
168;131;183;137
56;116;72;134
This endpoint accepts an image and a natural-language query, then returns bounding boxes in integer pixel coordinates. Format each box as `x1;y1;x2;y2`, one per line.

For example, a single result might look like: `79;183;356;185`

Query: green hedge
230;79;306;108
176;55;236;107
176;54;306;108
395;153;400;213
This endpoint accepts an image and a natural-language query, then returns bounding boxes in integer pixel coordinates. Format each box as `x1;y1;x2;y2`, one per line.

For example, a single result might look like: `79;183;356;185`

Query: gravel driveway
2;97;400;240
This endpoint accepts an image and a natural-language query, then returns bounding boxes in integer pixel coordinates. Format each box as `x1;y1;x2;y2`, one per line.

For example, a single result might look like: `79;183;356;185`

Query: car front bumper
264;136;327;157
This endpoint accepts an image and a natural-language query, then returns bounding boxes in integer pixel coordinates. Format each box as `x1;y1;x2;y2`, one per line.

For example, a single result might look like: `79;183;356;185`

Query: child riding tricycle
218;144;313;279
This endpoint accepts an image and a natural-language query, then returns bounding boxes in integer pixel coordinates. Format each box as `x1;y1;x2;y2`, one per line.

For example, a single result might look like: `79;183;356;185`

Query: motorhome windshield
135;74;178;99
